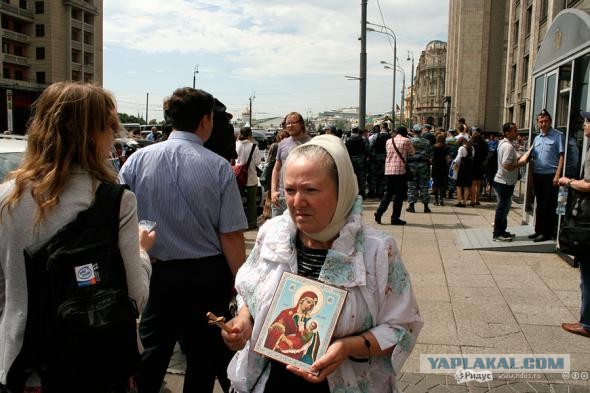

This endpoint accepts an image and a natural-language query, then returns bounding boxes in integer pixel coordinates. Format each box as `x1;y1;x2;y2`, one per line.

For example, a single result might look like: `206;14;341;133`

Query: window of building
511;64;517;91
36;71;45;84
525;5;532;36
84;72;92;82
36;47;45;60
3;68;9;79
71;49;80;63
84;13;94;25
72;70;80;80
514;20;520;45
522;55;529;84
84;52;93;65
519;103;527;127
508;107;514;123
14;69;23;80
540;0;548;22
14;45;23;56
71;28;80;41
2;43;8;54
84;31;92;45
34;1;43;14
19;0;26;9
35;24;45;37
72;8;81;20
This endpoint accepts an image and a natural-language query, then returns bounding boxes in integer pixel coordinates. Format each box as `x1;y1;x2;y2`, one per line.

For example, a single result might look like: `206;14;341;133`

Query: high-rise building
414;40;447;127
0;0;102;133
445;0;508;132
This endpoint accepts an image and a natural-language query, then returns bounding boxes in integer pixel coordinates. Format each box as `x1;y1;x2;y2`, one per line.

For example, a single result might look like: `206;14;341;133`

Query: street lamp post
397;66;406;125
383;63;405;126
367;22;397;129
407;52;415;129
359;0;367;131
249;93;255;127
192;65;199;89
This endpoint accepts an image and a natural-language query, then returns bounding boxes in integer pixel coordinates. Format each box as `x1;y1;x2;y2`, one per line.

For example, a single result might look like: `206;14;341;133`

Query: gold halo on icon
293;284;323;317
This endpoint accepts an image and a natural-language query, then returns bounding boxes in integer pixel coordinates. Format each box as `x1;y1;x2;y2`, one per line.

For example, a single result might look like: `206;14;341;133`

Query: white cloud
104;0;448;118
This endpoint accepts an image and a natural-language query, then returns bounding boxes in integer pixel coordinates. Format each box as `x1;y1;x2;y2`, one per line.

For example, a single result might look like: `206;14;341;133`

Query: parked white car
0;135;27;180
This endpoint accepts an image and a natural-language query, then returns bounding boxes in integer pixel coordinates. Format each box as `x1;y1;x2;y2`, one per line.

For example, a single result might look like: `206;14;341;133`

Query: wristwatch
567;179;574;188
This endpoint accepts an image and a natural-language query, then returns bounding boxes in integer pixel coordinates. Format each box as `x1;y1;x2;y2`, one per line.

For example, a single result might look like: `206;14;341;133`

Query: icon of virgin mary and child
263;289;322;365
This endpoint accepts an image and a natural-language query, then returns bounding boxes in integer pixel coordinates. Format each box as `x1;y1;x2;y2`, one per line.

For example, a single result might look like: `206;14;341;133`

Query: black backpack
7;183;140;393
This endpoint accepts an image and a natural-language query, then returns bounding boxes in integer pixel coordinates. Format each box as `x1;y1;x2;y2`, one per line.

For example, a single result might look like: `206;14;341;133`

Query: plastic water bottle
556;185;568;215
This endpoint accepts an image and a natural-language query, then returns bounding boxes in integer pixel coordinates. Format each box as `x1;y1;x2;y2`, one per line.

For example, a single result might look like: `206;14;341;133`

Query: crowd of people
0;80;588;393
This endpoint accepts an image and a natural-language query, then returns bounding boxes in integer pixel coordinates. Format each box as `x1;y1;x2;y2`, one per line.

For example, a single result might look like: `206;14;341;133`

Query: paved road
161;198;590;392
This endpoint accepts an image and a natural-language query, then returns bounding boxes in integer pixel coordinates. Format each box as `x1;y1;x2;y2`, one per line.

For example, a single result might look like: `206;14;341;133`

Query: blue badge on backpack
75;263;97;287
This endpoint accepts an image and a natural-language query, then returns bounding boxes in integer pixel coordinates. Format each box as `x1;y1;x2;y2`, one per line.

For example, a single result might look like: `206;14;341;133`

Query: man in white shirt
492;122;530;241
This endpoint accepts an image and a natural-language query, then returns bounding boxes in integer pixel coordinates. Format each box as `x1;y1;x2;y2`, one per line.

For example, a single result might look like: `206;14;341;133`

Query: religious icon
254;272;347;371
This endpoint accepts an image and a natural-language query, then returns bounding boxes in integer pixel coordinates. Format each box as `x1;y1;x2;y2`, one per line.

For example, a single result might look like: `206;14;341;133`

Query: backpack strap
87;183;129;236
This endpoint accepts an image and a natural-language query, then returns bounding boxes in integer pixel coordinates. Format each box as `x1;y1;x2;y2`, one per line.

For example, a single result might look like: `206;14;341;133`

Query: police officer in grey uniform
406;124;432;213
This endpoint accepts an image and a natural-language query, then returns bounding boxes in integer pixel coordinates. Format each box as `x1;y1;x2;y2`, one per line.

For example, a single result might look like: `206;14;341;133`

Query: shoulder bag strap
391;138;406;164
246;144;256;167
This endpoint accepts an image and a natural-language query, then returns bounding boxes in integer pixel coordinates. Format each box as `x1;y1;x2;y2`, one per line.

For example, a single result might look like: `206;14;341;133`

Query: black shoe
503;232;516;238
406;204;415;213
528;233;539;239
391;218;406;225
533;234;548;242
374;213;382;224
424;204;431;213
493;235;513;242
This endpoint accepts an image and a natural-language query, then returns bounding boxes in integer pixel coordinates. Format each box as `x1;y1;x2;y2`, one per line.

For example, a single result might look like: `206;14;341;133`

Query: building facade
0;0;102;133
445;0;508;132
413;40;447;127
504;0;590;130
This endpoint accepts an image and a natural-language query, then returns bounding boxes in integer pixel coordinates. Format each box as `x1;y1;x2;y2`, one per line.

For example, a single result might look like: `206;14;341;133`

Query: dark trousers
580;258;590;330
376;174;408;220
243;185;258;229
533;173;559;237
137;256;234;393
493;181;515;237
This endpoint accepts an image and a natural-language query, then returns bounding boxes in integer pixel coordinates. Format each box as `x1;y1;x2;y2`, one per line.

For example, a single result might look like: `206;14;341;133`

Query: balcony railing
71;40;82;50
2;29;30;44
63;0;98;15
0;77;46;90
0;2;33;21
2;53;30;66
83;22;94;32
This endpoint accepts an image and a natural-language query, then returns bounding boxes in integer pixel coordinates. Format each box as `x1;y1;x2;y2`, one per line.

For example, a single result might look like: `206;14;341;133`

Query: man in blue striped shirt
119;87;247;393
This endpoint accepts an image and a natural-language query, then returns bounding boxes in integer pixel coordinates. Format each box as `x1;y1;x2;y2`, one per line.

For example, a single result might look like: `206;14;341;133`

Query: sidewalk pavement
163;198;590;393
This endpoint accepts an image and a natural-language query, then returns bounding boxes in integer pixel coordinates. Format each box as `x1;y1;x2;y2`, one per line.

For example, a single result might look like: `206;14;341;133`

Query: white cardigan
228;197;423;393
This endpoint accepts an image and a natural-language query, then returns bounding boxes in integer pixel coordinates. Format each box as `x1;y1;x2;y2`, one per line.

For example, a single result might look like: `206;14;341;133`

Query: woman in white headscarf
221;135;422;393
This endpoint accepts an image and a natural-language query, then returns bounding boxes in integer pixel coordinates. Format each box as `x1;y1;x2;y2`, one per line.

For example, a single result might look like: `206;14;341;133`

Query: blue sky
103;0;448;122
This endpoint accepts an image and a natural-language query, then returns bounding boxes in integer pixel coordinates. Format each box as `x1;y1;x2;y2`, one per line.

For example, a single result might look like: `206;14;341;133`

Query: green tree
117;113;145;124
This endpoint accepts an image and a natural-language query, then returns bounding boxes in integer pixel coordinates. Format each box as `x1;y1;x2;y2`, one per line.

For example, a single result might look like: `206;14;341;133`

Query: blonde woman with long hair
0;82;155;392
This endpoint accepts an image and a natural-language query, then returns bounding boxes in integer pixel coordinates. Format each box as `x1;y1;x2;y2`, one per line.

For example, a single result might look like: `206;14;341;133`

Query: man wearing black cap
557;110;590;338
529;109;565;242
